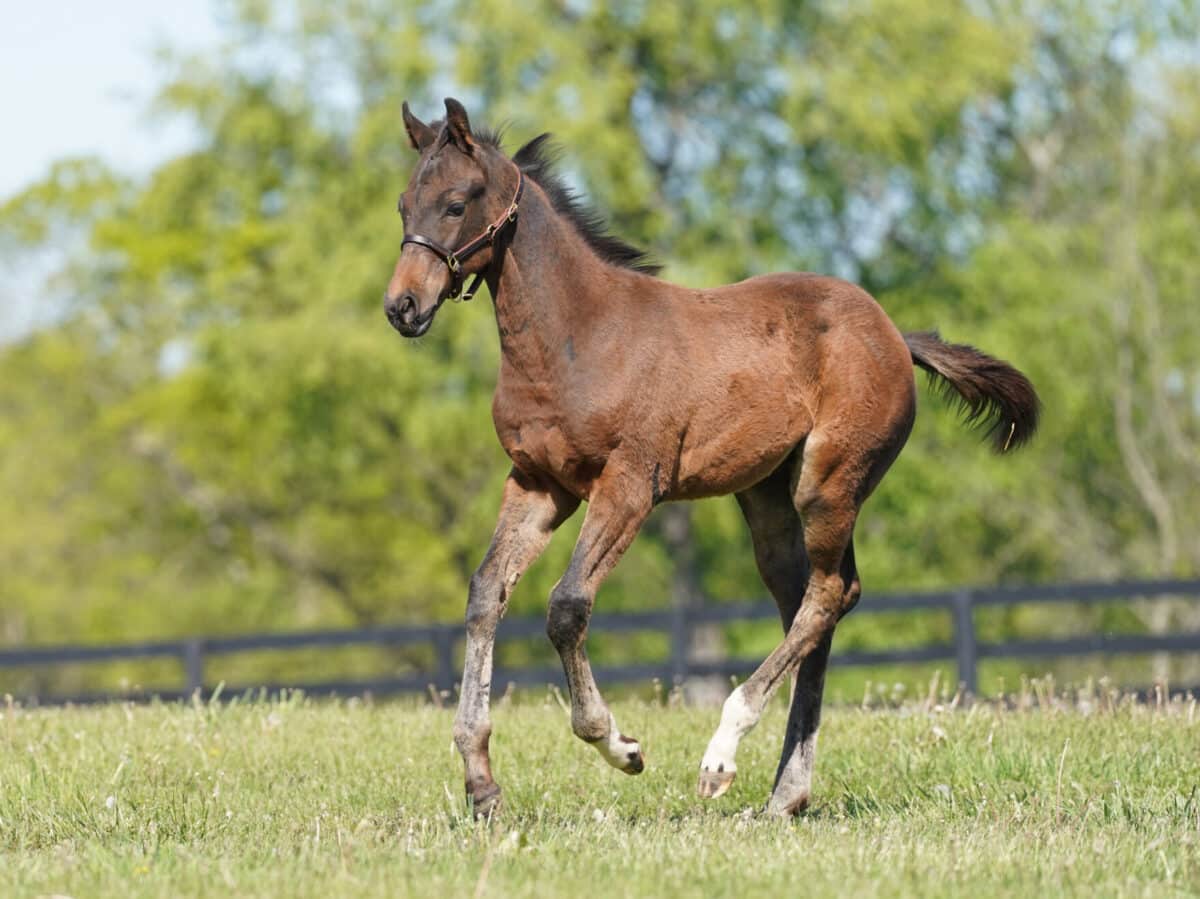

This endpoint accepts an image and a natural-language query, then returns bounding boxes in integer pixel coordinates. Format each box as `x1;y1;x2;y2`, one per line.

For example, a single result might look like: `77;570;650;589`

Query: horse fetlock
589;735;644;774
577;711;645;774
572;707;610;743
594;731;645;774
452;718;491;757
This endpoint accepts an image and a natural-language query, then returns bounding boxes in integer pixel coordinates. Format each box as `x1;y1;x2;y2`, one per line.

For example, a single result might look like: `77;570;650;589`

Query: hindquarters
660;273;918;501
799;278;920;502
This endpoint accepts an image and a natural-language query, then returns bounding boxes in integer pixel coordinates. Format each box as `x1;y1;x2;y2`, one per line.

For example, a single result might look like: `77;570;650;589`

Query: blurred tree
0;0;1197;691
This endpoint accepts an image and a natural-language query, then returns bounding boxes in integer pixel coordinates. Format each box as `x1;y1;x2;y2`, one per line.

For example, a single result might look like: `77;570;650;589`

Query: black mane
480;129;660;276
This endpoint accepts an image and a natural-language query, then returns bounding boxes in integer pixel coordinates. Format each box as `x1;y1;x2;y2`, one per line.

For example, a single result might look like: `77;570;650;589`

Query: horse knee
453;718;491;755
546;587;591;651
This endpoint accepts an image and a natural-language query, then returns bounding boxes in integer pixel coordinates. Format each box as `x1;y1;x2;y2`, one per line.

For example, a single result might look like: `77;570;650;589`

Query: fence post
434;629;457;696
670;600;690;685
662;505;700;688
952;590;978;696
183;639;205;696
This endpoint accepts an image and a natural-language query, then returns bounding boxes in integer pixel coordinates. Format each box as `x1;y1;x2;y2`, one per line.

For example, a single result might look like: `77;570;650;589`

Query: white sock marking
593;712;640;770
700;686;758;773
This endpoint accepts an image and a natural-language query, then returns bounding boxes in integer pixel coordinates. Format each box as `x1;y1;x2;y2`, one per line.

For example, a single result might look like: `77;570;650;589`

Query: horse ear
443;97;475;154
402;101;436;152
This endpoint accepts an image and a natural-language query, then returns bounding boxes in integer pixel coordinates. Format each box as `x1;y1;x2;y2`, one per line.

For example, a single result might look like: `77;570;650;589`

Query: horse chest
492;385;607;498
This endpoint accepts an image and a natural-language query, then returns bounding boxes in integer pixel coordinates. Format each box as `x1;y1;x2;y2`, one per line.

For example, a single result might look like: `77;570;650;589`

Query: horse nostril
385;292;421;331
399;293;417;324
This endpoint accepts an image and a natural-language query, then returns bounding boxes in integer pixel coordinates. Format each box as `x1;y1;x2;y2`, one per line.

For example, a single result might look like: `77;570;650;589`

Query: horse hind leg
697;432;876;810
766;539;860;816
737;461;810;632
761;421;903;816
698;467;807;799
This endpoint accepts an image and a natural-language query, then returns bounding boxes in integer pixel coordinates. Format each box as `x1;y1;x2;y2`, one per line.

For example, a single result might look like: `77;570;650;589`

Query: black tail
904;331;1040;453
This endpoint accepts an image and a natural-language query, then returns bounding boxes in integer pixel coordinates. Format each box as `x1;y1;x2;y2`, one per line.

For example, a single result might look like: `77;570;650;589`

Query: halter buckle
446;254;460;273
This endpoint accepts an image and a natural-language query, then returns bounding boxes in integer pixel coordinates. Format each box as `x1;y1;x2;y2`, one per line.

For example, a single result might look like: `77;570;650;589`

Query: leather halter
401;170;524;302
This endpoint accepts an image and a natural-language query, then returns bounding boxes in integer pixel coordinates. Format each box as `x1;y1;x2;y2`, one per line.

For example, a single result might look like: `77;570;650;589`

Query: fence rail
3;578;1199;705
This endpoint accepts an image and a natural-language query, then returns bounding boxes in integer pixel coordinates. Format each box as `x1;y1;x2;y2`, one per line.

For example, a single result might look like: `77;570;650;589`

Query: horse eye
446;202;466;218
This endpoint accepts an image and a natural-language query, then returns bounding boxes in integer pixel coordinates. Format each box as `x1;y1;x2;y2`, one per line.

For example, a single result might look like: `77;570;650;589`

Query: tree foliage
1;0;1197;688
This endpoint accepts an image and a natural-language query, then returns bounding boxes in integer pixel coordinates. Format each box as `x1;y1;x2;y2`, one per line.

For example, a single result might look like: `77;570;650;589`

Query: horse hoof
621;746;645;775
468;783;502;819
697;768;736;799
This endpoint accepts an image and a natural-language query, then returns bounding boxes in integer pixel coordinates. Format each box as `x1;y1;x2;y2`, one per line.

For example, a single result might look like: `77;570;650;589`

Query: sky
0;0;222;199
0;1;222;339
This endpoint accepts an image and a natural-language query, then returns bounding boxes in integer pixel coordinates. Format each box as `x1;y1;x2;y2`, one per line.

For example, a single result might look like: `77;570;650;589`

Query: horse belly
673;416;805;499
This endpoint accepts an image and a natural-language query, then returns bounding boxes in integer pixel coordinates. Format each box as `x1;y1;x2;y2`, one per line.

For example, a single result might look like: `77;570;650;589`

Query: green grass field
2;690;1198;898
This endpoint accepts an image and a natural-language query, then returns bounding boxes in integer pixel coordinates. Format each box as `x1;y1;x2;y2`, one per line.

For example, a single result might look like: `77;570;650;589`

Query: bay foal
383;99;1039;817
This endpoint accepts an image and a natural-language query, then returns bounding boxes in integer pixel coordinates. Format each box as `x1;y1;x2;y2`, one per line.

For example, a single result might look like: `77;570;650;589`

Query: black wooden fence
3;578;1199;705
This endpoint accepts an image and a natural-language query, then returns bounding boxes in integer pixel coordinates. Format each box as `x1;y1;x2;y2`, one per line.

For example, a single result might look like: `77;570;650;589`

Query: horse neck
486;182;617;373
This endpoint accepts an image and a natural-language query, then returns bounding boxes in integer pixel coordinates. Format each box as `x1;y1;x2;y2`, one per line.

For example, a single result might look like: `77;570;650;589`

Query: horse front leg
454;469;578;817
546;473;652;774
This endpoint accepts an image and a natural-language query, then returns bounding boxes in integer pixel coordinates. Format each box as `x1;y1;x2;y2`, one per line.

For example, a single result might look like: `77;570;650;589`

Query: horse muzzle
385;291;439;338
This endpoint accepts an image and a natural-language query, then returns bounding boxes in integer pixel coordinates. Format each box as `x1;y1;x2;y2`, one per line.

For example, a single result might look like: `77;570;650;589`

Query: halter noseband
401;170;524;303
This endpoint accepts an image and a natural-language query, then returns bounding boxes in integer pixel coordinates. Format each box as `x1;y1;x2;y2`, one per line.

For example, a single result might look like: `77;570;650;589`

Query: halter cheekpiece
401;170;524;303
